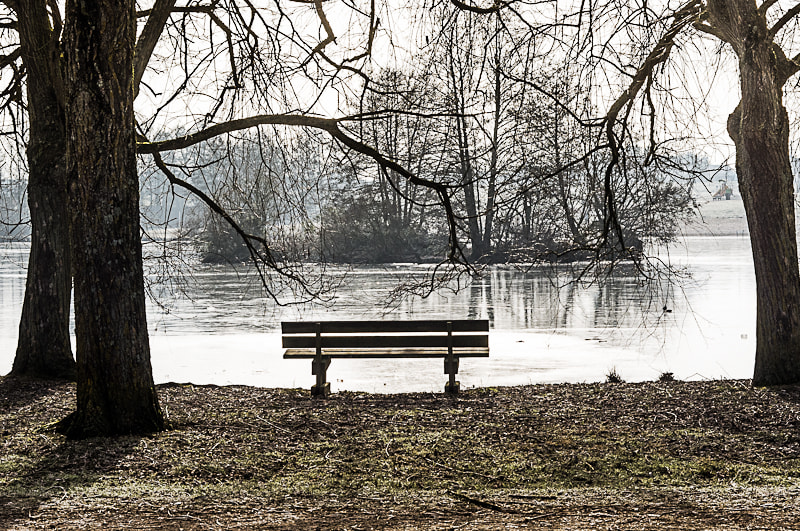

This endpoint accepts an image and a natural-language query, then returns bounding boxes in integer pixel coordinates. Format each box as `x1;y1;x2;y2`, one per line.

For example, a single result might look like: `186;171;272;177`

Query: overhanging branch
768;1;800;39
148;147;324;304
134;0;177;98
137;114;467;264
600;0;702;251
450;0;505;14
137;115;338;153
0;47;20;70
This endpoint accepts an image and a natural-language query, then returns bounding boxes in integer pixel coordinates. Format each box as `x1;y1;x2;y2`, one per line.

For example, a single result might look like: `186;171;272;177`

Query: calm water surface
0;236;756;392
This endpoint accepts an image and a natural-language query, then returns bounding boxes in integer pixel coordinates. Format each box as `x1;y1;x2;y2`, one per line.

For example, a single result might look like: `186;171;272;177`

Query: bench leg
311;358;331;398
444;357;459;396
311;382;330;397
445;380;460;395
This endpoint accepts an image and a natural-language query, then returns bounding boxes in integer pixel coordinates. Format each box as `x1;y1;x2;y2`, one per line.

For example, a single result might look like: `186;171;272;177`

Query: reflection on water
0;245;28;355
0;236;756;391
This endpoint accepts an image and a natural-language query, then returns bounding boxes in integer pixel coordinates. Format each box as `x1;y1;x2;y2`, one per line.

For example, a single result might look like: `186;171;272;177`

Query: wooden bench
282;320;489;397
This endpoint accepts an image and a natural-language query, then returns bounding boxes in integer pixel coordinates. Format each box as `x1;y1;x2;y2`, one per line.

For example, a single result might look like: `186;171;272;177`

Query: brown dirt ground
2;377;800;530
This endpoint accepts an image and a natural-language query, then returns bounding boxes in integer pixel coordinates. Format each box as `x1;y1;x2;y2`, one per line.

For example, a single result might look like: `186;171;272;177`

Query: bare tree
4;0;75;379
576;0;800;385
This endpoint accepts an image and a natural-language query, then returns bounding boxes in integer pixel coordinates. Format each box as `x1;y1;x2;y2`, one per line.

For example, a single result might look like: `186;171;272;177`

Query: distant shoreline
685;198;749;237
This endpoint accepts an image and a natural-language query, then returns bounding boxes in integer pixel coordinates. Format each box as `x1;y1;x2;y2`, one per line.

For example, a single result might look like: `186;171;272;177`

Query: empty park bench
282;320;489;397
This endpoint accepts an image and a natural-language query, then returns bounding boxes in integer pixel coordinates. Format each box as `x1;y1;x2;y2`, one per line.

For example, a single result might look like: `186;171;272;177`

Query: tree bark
729;66;800;386
10;0;75;380
707;0;800;385
59;0;165;437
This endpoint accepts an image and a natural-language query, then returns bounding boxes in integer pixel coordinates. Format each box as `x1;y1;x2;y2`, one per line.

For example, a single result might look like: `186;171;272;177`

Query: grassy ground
2;376;800;529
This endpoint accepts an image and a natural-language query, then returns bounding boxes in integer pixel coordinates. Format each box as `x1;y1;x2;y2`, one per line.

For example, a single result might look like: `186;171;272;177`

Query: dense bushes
319;190;448;263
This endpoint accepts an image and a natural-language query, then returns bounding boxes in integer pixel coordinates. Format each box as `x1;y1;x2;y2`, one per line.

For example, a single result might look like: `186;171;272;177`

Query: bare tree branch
0;47;19;69
135;4;249;87
148;149;324;304
138;115;339;152
134;0;177;98
205;10;241;88
138;113;468;264
339;0;377;65
295;0;378;82
136;5;215;17
759;0;782;15
768;1;800;38
450;0;505;15
309;0;336;56
500;69;602;128
601;0;702;250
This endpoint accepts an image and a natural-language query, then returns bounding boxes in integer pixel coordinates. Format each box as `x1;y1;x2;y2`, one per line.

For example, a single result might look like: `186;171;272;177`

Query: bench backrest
281;320;489;350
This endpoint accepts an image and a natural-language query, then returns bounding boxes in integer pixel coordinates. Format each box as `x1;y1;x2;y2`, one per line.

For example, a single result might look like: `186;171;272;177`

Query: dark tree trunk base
55;408;167;440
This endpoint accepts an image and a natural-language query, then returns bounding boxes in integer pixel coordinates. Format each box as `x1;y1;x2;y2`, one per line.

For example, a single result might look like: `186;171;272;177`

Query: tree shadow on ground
0;434;145;529
765;384;800;423
771;384;800;402
0;375;73;414
0;376;146;529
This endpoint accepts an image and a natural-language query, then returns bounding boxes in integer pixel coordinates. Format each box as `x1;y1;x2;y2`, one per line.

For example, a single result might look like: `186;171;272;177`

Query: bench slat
282;334;489;349
281;319;489;335
283;347;490;359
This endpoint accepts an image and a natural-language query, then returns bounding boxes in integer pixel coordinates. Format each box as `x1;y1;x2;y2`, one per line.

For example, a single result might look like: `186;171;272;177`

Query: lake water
0;236;756;392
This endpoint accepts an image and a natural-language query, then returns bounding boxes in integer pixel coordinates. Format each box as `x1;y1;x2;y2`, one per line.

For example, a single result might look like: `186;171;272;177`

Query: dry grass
2;376;800;529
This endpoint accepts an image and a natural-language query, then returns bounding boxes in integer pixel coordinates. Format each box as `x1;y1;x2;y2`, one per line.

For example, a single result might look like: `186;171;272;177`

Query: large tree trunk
709;0;800;385
729;82;800;386
59;0;165;437
10;0;75;379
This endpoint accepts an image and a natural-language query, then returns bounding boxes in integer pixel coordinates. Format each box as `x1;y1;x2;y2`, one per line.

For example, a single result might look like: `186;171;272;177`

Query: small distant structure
713;181;734;200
